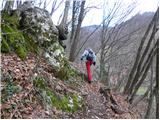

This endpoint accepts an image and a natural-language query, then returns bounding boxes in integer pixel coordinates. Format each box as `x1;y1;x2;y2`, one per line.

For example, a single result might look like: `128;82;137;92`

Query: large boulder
1;1;69;69
19;5;65;68
20;6;58;46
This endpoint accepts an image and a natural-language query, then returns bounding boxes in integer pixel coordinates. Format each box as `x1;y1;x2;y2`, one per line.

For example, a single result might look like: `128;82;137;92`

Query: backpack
86;51;94;61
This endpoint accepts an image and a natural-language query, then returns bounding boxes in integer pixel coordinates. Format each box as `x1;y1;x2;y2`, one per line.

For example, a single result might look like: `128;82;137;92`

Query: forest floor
1;53;143;119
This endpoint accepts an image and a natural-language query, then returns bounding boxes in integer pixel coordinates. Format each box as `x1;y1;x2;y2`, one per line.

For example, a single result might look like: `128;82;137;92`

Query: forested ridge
1;0;159;119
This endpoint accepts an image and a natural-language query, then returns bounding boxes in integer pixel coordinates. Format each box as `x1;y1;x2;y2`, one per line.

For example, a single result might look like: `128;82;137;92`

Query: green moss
33;76;47;89
1;23;28;59
1;12;39;59
1;38;10;52
58;94;84;112
33;76;84;112
56;58;79;80
15;46;27;60
23;33;39;54
50;34;58;44
2;11;19;28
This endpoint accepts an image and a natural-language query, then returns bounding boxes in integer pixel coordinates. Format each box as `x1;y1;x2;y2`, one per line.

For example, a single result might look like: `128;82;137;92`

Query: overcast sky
0;0;159;26
51;0;159;26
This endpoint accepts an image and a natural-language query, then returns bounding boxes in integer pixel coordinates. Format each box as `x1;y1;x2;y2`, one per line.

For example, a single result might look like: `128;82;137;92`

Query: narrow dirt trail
68;82;113;119
1;53;140;119
83;82;109;118
70;81;140;119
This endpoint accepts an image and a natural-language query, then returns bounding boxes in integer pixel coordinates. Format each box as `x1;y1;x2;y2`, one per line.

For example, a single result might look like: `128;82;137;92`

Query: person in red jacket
81;48;96;84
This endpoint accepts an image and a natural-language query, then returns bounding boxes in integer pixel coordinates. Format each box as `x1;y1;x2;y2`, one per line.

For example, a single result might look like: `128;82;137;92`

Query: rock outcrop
2;2;68;68
20;6;65;68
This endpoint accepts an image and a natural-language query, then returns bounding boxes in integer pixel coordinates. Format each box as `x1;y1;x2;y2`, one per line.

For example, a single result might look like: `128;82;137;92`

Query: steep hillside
79;12;154;45
1;53;140;119
71;12;154;61
1;3;142;119
67;12;155;82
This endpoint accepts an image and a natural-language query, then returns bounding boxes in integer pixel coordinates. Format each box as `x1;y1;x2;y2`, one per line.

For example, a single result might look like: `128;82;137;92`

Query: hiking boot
88;81;91;84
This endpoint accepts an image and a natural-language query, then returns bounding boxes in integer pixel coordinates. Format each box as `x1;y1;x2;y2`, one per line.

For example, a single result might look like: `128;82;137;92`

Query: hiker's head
87;48;93;54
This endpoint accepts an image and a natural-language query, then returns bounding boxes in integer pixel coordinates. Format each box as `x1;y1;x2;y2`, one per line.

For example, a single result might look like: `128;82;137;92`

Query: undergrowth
33;76;84;112
1;11;39;60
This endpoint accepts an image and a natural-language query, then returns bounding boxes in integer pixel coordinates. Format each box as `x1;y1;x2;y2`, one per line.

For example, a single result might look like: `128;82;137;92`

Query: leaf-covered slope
1;53;85;118
1;53;140;119
1;7;65;69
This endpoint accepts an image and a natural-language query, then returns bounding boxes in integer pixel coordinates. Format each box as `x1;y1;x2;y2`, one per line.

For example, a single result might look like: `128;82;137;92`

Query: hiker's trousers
86;60;93;81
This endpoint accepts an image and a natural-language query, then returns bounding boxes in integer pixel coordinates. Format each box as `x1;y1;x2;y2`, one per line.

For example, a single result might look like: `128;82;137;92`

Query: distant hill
74;12;155;60
64;12;154;63
80;12;154;47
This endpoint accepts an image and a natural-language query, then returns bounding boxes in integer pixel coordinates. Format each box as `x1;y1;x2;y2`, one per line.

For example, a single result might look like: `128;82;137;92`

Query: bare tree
69;0;86;61
97;0;136;85
56;0;70;48
59;0;70;27
123;8;159;103
67;0;103;61
3;0;15;14
154;37;159;119
144;63;154;119
50;0;64;16
16;0;23;8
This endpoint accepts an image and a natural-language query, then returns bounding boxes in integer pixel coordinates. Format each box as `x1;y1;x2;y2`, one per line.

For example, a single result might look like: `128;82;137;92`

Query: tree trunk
56;0;70;48
155;37;159;119
128;41;157;103
70;1;76;43
130;87;150;108
59;0;70;27
126;8;159;102
100;24;106;82
16;0;22;8
69;1;85;62
4;0;15;14
127;23;157;95
123;8;159;94
144;63;154;119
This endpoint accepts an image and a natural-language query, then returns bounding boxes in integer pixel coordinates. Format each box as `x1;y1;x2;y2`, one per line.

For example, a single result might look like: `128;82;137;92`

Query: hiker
81;48;96;83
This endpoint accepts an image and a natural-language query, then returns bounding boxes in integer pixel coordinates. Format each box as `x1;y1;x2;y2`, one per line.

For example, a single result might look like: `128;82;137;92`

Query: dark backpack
86;51;94;61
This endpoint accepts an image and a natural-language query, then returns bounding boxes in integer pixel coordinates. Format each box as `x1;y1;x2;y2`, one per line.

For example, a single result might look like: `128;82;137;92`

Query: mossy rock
56;58;79;80
1;37;10;53
23;32;40;54
15;46;27;60
33;76;84;112
1;11;39;60
1;23;28;60
1;11;19;28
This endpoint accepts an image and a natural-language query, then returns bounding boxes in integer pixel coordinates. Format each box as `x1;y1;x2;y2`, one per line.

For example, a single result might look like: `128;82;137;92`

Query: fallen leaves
1;53;140;119
1;53;55;119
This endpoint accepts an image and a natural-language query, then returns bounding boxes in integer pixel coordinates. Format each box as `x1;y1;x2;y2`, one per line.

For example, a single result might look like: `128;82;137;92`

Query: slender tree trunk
126;8;159;102
59;0;70;27
123;8;159;94
155;38;159;119
100;23;106;82
70;1;76;43
130;87;150;108
128;23;157;95
115;72;124;91
129;41;157;103
69;1;85;62
4;1;15;14
145;64;154;119
16;0;22;8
